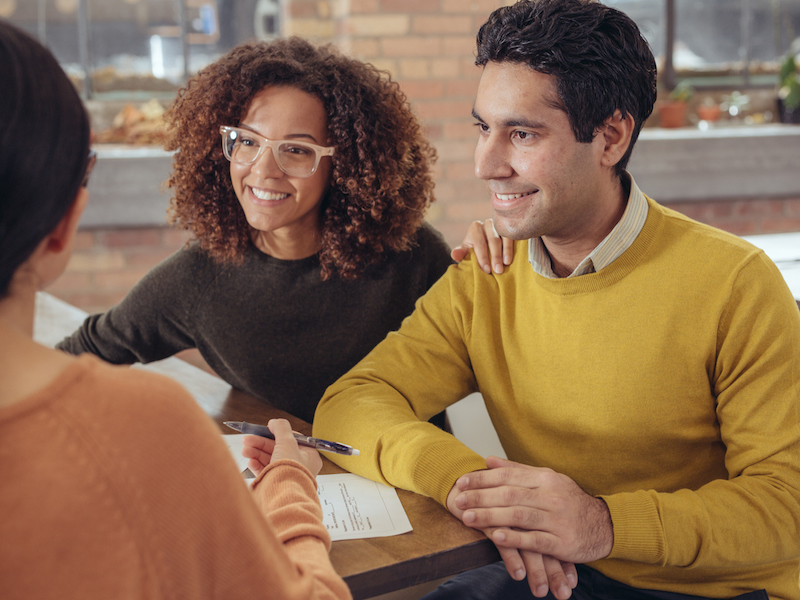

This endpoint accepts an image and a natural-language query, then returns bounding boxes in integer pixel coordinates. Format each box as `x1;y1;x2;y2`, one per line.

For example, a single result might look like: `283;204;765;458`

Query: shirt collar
527;173;649;278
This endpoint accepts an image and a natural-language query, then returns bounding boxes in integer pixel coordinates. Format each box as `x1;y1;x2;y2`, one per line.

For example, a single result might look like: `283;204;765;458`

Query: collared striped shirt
527;174;649;278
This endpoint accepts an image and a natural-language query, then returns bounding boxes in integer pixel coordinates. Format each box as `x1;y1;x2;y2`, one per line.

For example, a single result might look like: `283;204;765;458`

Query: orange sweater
0;354;351;600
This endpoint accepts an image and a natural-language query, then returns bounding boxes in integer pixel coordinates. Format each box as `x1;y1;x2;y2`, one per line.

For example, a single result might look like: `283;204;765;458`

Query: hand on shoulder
451;219;515;274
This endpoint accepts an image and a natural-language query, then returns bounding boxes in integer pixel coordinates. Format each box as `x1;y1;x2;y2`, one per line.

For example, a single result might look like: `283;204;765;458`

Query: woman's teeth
251;187;290;201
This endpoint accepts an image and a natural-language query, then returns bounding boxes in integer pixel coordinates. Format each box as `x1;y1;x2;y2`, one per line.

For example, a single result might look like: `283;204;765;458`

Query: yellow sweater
314;200;800;599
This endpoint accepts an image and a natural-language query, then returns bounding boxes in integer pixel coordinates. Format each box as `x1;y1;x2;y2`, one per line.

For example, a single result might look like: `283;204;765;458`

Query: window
609;0;800;89
3;0;282;99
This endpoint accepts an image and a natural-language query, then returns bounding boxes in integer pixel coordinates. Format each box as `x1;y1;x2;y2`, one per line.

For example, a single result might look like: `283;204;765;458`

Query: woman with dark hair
58;37;505;423
0;20;350;600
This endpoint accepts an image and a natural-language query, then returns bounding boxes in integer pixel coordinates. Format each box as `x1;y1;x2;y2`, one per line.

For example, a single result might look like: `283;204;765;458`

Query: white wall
446;393;506;459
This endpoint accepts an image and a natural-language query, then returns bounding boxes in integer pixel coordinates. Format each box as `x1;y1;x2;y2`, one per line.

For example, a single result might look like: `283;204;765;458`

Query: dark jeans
420;562;769;600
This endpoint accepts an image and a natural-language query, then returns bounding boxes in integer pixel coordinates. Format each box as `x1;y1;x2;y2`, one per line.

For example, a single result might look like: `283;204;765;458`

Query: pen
224;421;360;456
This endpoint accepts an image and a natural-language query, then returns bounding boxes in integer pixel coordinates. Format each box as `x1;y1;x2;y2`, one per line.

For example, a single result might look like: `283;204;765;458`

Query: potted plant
696;97;722;123
659;81;694;128
778;50;800;124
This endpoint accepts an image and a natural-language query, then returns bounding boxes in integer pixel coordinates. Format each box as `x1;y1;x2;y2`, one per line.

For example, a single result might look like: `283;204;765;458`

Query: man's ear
599;110;635;169
45;188;88;255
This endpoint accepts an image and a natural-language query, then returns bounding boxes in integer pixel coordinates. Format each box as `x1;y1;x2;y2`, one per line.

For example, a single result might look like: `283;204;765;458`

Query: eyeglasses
81;150;97;188
220;125;334;178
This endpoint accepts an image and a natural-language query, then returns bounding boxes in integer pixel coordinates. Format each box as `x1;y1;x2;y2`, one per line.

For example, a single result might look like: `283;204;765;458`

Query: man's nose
475;135;513;181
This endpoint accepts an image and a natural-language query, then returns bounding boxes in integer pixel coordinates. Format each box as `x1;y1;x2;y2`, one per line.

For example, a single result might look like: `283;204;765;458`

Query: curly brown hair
165;37;437;280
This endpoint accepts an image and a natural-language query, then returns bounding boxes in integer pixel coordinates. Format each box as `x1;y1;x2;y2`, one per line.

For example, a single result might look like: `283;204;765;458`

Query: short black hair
476;0;657;176
0;20;91;297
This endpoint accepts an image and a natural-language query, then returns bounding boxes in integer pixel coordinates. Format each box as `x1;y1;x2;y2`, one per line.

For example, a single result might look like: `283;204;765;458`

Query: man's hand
447;472;578;599
453;456;614;564
451;219;514;274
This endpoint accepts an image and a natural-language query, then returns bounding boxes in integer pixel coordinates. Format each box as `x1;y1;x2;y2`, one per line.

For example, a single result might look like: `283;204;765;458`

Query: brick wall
663;197;800;237
47;1;800;314
285;0;507;243
48;228;192;314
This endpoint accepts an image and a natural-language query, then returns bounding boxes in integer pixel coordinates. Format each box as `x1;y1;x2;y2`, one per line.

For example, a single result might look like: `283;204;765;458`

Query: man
313;1;800;599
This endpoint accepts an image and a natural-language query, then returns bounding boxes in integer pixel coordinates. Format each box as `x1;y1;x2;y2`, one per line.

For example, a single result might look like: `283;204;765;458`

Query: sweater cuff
601;490;665;564
250;458;317;491
408;439;487;506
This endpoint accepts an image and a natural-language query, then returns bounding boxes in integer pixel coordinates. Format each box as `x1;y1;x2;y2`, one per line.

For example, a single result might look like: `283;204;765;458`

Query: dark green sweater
58;223;453;422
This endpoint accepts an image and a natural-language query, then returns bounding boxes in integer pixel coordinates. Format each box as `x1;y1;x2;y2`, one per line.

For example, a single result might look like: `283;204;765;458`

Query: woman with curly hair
58;37;505;423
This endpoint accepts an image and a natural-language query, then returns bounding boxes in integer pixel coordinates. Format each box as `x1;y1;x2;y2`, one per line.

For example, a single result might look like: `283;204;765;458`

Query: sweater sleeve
602;251;800;568
314;257;487;506
249;460;353;600
55;247;207;364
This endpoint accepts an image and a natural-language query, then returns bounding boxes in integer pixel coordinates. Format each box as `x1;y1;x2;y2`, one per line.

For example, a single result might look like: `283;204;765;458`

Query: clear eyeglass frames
219;125;334;178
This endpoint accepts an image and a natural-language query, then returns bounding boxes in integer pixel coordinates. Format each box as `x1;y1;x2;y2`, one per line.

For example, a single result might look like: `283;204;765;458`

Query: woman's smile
248;186;291;204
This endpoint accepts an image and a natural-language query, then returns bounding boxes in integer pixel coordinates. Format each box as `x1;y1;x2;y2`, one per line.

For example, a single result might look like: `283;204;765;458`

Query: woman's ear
9;188;89;296
34;188;89;287
45;188;88;254
599;110;635;169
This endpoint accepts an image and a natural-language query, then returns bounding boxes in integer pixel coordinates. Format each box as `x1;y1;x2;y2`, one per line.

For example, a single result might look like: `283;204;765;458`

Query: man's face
473;61;609;242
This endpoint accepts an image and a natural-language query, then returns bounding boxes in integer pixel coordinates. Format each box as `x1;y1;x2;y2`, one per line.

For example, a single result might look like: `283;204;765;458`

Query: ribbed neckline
247;242;322;270
530;197;663;296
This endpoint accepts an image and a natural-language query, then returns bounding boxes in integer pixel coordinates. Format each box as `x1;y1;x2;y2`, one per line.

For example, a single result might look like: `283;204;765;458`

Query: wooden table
34;292;499;600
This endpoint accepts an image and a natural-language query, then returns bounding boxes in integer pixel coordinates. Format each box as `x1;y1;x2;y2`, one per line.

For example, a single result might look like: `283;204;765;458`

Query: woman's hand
242;418;323;477
451;219;515;274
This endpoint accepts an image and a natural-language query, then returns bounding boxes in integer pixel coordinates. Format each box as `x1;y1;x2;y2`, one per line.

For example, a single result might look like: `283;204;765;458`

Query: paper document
223;434;412;541
316;473;413;541
222;434;250;474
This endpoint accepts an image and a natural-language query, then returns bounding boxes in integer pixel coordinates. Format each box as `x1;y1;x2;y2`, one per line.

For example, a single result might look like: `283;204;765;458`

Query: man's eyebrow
471;107;546;130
